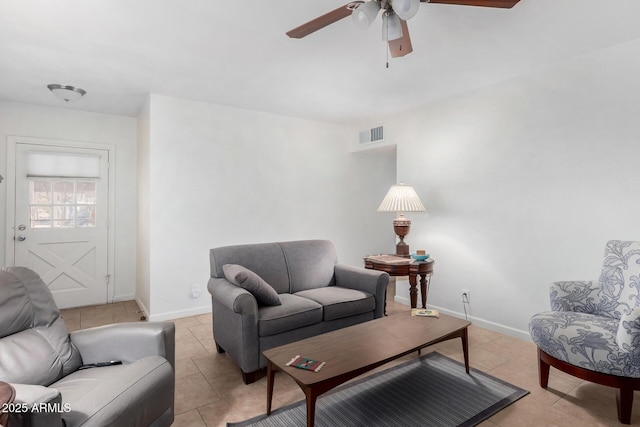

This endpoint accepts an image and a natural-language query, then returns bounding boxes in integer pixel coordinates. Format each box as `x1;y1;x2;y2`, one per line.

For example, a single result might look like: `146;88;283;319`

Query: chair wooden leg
537;347;640;423
215;342;225;354
617;383;634;424
538;348;550;388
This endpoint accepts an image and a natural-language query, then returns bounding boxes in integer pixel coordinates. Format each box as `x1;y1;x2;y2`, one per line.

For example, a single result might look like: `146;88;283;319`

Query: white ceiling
1;0;640;125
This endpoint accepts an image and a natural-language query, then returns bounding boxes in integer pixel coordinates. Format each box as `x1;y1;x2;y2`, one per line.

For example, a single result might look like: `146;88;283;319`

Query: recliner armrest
7;383;62;427
550;281;600;313
334;264;389;318
70;322;175;370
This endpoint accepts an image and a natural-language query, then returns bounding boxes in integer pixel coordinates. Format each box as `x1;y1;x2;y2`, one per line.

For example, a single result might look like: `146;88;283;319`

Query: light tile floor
61;286;640;426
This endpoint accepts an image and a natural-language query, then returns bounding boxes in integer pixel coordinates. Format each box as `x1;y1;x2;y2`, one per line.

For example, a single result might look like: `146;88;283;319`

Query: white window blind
27;152;100;178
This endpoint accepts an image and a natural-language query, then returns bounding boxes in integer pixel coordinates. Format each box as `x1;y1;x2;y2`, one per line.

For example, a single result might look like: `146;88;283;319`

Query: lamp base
395;241;410;257
393;221;411;257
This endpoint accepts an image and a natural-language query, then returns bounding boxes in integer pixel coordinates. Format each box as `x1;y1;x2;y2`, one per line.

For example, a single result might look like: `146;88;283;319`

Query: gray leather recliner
0;266;175;427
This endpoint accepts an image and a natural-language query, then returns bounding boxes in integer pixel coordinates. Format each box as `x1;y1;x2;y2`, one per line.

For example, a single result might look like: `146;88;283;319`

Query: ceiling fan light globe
352;1;381;30
391;0;420;20
382;13;403;41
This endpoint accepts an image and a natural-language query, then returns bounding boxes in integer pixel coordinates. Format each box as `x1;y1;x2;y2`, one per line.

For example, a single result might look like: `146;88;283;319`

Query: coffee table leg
267;361;276;415
462;327;470;374
304;389;317;427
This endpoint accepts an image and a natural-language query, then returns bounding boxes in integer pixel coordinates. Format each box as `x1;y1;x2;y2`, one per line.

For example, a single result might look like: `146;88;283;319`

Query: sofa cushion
294;287;375;321
223;264;281;306
280;240;337;293
258;294;322;337
529;310;640;377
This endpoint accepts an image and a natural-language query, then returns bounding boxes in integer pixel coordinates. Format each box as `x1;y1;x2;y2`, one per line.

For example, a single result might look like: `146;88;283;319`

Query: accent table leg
419;273;428;309
408;272;418;309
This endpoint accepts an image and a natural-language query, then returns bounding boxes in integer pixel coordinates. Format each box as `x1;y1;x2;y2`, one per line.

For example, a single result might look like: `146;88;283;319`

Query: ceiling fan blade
421;0;520;8
287;1;364;39
388;20;413;58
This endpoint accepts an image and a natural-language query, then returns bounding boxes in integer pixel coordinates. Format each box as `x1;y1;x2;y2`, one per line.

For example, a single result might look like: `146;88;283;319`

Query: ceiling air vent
359;125;384;144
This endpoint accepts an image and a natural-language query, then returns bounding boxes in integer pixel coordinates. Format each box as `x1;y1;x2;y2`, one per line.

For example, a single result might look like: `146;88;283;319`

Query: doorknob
16;235;26;241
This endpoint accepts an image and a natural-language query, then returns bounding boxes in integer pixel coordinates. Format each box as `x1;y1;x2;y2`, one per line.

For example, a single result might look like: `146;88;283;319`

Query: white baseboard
147;304;212;322
135;297;150;320
393;295;531;342
113;293;135;303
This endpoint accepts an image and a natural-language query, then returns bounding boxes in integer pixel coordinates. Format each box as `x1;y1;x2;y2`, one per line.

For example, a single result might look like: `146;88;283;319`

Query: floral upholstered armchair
529;240;640;424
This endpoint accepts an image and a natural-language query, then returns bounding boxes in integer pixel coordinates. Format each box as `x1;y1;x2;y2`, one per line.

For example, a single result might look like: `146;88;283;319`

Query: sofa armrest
335;264;389;318
6;383;62;427
550;281;600;313
208;277;262;374
208;277;259;315
70;322;175;370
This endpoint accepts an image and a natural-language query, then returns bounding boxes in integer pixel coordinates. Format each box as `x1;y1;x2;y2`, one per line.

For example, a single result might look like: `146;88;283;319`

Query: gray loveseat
0;267;175;427
207;240;389;383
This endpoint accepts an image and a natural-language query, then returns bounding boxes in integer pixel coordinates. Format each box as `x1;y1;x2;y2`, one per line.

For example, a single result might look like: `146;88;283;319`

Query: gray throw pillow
222;264;281;306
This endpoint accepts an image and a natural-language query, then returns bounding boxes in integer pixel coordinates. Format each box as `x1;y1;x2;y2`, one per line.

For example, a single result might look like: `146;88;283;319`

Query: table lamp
377;182;426;256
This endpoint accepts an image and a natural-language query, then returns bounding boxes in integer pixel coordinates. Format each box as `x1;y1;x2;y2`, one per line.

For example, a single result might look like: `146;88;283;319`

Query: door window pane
30;181;51;204
76;182;96;204
76;206;96;227
53;206;75;228
30;206;51;228
53;181;75;204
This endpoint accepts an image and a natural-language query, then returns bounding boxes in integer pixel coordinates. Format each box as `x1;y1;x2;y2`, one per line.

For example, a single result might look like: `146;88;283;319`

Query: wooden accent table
364;255;434;309
0;381;16;427
264;312;470;427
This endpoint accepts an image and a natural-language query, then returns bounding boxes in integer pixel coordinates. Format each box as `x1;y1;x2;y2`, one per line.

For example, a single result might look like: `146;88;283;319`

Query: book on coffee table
286;355;326;372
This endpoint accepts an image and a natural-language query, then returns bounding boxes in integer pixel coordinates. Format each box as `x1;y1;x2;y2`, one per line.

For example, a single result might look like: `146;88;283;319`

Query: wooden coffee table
264;312;471;427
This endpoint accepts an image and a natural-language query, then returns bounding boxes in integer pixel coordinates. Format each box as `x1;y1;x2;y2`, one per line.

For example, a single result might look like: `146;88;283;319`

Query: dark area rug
229;352;529;427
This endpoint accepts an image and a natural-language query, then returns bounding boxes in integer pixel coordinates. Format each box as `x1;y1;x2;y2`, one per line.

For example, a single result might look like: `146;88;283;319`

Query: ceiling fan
286;0;521;58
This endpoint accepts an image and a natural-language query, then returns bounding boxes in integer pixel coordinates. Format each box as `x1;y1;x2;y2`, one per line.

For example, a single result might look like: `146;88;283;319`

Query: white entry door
11;142;111;308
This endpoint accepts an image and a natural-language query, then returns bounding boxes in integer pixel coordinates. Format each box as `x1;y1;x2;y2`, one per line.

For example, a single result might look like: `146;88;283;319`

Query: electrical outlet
191;284;201;299
462;289;470;303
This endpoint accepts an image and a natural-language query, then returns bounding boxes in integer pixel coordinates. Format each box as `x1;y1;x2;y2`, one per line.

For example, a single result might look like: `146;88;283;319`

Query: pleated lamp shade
377;183;426;213
377;183;425;256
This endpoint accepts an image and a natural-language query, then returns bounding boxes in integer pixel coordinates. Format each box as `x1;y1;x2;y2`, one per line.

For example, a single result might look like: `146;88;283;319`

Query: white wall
0;100;138;301
142;95;396;320
136;98;152;313
385;40;640;339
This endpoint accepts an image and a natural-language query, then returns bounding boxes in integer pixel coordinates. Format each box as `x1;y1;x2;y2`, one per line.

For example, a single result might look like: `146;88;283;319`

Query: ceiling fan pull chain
385;15;390;68
386;38;391;68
